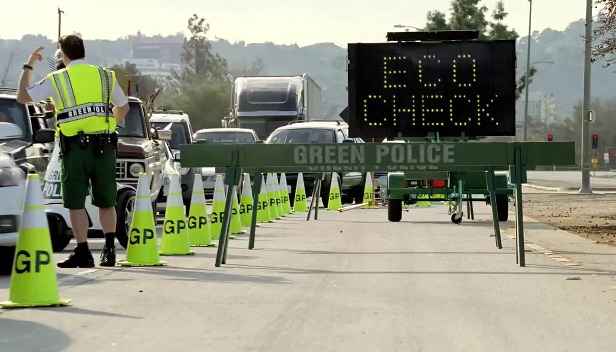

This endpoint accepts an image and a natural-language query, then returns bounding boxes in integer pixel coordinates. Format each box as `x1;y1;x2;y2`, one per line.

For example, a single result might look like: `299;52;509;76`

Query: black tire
116;188;137;249
496;196;509;222
0;246;15;276
351;185;364;205
47;213;72;252
451;213;463;224
388;199;403;222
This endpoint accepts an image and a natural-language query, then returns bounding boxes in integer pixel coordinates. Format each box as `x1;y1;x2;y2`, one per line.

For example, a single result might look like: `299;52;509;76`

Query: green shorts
60;143;117;209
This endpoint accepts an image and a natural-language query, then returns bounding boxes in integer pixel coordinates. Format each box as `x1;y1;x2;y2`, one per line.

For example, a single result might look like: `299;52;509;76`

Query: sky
1;0;596;47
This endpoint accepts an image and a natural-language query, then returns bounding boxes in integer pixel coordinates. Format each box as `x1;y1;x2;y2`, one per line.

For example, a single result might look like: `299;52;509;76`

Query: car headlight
129;163;145;177
0;167;23;187
174;161;190;176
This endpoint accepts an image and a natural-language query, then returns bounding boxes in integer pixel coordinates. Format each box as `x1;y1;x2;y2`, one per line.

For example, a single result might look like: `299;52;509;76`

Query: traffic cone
274;173;285;217
187;173;214;247
257;174;271;223
279;173;292;215
416;194;431;207
361;172;378;209
118;173;167;267
293;172;308;212
326;173;343;211
209;174;226;240
0;174;70;308
239;174;254;227
230;188;245;235
160;173;196;255
266;173;280;220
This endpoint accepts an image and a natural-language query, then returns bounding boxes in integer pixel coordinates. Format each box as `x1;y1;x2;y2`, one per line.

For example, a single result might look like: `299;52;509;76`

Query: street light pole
579;0;593;194
522;0;532;141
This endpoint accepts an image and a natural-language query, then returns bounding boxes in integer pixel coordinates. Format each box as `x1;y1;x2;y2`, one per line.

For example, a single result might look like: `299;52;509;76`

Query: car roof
274;120;348;131
194;128;256;133
150;113;190;123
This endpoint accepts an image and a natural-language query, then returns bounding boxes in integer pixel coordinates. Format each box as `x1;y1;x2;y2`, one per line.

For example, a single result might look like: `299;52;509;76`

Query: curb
523;183;616;192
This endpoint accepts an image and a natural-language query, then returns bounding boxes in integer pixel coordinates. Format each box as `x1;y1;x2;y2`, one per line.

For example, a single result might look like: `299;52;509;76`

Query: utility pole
579;0;593;194
57;8;64;43
522;0;532;141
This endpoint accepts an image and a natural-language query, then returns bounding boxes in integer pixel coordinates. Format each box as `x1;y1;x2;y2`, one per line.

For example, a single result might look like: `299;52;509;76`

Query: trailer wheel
388;199;402;222
496;196;509;222
116;188;137;249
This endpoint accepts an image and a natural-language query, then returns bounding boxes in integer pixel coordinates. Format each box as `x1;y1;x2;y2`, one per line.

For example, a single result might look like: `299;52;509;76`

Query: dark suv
265;120;366;207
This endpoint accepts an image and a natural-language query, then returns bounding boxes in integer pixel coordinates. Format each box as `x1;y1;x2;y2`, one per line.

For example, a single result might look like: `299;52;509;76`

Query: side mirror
342;138;355;143
156;129;172;141
34;128;56;144
173;151;180;161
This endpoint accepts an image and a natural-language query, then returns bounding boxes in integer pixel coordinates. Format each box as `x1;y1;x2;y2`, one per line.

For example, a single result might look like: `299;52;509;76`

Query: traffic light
547;134;553;142
592;134;598;149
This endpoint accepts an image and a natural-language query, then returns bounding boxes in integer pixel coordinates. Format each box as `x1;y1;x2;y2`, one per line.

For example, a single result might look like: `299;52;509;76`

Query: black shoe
57;248;95;268
99;245;116;267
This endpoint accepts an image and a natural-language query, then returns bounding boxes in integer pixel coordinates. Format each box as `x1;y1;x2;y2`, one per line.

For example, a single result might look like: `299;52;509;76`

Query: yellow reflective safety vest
48;64;117;137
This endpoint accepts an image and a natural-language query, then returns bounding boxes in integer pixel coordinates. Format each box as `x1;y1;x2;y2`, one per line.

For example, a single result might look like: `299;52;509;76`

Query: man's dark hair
58;35;85;61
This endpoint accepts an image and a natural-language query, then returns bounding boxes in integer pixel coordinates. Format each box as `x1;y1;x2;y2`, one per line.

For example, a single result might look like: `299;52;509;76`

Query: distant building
516;91;558;126
104;42;183;80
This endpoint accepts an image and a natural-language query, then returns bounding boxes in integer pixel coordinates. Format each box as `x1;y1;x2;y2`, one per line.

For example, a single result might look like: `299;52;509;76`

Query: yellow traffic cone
327;172;343;211
230;188;245;235
209;174;226;240
160;173;196;255
239;174;254;227
257;174;271;223
0;174;70;308
362;172;378;209
273;173;285;217
292;172;308;212
118;173;167;267
187;173;214;247
266;173;280;220
279;173;292;215
416;194;431;207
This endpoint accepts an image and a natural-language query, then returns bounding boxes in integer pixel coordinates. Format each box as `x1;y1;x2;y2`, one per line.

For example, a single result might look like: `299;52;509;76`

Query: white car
156;141;181;214
0;123;28;275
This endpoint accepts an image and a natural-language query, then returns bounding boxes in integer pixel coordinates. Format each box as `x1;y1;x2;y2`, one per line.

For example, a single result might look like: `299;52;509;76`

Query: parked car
192;127;260;198
150;109;196;208
114;97;171;210
155;140;183;214
0;124;29;275
265;120;367;208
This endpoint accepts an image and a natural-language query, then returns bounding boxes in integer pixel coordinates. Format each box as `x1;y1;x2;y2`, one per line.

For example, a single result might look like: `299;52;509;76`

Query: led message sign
347;40;516;139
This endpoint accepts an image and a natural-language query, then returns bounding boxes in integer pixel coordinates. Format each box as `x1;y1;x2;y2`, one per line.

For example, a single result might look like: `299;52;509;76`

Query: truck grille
116;162;127;179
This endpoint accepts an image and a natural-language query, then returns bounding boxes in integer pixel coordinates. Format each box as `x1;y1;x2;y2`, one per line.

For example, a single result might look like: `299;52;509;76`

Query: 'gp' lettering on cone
273;173;285;217
266;173;280;220
327;172;343;211
230;187;245;235
239;174;254;227
362;172;378;209
160;173;196;255
279;173;292;215
1;174;70;308
292;172;308;212
209;174;235;240
118;173;167;267
188;173;214;247
256;174;271;223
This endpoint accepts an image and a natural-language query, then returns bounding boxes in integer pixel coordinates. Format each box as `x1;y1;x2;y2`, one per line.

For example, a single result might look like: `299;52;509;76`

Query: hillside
0;19;614;119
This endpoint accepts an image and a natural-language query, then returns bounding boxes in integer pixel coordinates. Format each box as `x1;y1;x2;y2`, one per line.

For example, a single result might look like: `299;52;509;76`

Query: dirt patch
510;193;616;247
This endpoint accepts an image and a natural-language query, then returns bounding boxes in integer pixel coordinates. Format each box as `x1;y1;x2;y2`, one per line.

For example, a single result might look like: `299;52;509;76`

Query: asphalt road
1;204;616;351
526;170;616;189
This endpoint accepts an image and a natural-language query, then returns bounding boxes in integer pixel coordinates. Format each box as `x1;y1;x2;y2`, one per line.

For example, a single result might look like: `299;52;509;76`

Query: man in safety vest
17;35;130;268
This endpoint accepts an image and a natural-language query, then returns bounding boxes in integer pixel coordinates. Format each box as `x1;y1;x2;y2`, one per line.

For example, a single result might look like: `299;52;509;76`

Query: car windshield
194;131;255;143
266;128;335;144
151;122;188;149
0;98;31;141
115;102;146;137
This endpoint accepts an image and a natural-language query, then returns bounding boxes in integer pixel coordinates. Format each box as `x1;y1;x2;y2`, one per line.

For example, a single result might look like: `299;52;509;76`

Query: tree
592;0;616;66
174;14;228;87
229;58;267;77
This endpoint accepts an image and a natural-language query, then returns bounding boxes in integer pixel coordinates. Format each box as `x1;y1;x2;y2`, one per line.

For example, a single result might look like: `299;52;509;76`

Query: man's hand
27;46;44;67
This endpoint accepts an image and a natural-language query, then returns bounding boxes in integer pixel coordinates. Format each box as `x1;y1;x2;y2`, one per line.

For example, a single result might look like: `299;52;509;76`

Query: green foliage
592;1;616;66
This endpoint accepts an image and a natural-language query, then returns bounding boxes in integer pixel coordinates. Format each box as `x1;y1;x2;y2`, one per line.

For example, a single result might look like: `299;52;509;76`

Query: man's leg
58;147;95;268
92;144;119;266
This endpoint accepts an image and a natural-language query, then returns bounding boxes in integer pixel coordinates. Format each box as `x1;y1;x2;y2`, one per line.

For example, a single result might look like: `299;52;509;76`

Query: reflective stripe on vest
48;64;117;137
